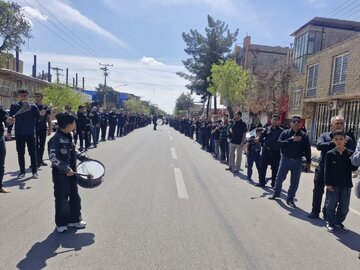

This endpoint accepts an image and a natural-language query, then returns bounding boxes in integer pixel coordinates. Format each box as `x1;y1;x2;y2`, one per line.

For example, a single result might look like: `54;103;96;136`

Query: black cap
272;114;279;119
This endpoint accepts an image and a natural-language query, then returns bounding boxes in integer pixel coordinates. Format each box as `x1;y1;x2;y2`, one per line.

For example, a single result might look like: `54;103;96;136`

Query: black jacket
278;128;311;163
48;130;76;174
260;125;283;151
324;148;358;188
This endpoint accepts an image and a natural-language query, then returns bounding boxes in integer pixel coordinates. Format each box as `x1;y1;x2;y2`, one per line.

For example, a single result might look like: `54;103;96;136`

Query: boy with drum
48;113;86;233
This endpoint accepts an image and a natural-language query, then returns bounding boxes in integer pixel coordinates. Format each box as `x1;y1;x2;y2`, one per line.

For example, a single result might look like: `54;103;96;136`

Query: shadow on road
16;229;95;270
334;230;360;252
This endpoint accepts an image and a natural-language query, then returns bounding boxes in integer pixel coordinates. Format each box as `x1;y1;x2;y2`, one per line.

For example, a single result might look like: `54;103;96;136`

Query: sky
9;0;357;113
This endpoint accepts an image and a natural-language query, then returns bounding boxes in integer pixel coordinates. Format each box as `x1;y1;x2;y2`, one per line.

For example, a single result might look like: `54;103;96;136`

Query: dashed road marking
174;168;189;199
171;147;177;159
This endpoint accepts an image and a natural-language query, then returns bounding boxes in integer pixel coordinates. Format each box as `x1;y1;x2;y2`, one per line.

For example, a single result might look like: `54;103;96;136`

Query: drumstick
74;172;94;179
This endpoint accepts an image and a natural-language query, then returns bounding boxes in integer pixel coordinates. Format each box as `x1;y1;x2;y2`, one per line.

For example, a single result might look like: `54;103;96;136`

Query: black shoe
336;224;349;232
17;172;25;179
268;195;279;200
286;200;297;208
307;212;319;219
255;183;265;187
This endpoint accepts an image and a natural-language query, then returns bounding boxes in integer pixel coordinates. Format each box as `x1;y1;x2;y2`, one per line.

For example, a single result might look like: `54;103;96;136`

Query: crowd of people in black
170;112;360;243
0;89;151;193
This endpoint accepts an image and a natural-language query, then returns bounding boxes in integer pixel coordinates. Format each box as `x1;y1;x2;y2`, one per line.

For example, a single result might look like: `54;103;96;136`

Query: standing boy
48;113;86;233
324;130;358;232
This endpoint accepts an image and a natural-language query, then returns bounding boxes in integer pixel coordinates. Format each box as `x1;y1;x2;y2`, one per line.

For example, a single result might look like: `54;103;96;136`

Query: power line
326;0;356;17
33;0;103;59
335;2;360;18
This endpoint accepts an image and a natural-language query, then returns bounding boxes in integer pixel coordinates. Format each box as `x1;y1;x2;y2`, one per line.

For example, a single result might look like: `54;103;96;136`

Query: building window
291;89;301;109
306;64;318;97
332;53;349;93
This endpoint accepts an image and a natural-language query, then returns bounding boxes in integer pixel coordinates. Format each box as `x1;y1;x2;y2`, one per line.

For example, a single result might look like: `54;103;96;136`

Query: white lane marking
174;168;189;199
171;147;177;159
169;135;173;141
350;207;360;216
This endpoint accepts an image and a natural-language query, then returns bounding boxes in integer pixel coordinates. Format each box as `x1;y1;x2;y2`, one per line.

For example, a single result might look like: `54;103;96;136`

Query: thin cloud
20;52;187;113
22;6;48;21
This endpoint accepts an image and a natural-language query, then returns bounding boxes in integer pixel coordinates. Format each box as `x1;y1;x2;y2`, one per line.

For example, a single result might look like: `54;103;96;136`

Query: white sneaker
326;223;334;233
68;220;87;229
56;226;68;233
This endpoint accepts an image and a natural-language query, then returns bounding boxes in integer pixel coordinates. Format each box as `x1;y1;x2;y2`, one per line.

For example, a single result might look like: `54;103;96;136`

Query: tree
174;92;194;116
96;84;119;108
177;15;238;116
42;84;84;112
250;64;293;116
0;1;32;52
208;59;252;118
36;72;49;80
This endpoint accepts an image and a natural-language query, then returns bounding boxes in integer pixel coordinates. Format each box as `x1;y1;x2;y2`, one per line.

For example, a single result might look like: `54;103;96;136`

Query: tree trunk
214;93;217;115
206;94;211;117
227;106;234;119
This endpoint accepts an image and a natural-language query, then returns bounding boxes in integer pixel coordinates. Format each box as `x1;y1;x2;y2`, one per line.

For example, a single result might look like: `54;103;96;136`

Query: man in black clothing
76;106;89;151
152;114;158;130
307;115;355;219
34;93;52;167
219;115;230;164
88;106;100;148
100;109;108;141
256;114;283;187
8;89;40;179
227;111;247;173
108;107;117;140
0;107;9;193
269;115;311;208
116;109;126;137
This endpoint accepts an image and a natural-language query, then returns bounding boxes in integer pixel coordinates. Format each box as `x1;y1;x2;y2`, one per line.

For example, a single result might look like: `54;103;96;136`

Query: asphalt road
1;125;359;270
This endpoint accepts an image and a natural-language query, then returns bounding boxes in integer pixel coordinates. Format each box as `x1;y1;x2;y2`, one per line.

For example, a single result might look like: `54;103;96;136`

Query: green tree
42;84;84;112
96;84;119;108
0;1;32;52
174;92;194;116
208;59;252;118
177;15;238;116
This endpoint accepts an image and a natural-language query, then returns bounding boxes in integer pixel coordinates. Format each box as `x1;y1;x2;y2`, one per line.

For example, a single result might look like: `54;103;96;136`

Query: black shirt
0;109;8;136
9;102;40;136
278;128;311;163
324;148;358;188
260;125;283;151
230;120;247;144
316;131;355;170
36;103;51;131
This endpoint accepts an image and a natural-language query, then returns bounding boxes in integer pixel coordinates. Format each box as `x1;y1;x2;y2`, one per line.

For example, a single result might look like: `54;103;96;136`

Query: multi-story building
303;34;360;142
234;36;290;125
288;17;360;141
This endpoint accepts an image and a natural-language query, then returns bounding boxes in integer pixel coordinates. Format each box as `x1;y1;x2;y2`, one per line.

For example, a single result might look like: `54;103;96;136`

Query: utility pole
99;63;113;108
51;67;63;84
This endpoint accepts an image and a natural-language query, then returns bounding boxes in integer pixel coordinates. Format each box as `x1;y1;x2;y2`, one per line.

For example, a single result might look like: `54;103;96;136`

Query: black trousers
16;134;37;174
100;124;107;141
116;125;124;137
52;171;82;227
153;123;157;130
311;167;326;215
36;129;47;165
108;124;116;139
259;148;280;186
220;139;229;162
0;137;6;189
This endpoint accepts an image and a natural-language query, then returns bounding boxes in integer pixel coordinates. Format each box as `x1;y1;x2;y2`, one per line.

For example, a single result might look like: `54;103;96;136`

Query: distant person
153;114;158;131
324;130;358;232
34;93;52;167
8;89;40;179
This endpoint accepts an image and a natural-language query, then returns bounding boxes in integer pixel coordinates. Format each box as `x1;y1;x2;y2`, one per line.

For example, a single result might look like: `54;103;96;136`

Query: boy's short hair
332;130;345;138
34;93;43;98
56;112;76;129
256;127;263;133
17;89;29;94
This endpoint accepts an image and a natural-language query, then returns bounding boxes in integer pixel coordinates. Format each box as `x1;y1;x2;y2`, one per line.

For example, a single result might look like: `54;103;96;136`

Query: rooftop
291;17;360;36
